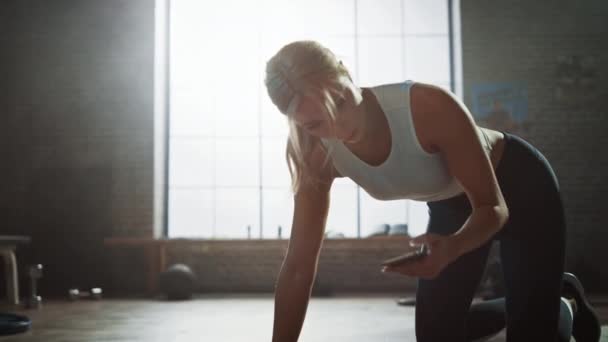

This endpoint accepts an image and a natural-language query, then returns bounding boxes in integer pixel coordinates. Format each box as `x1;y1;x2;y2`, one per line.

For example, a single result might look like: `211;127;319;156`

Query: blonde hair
264;40;352;195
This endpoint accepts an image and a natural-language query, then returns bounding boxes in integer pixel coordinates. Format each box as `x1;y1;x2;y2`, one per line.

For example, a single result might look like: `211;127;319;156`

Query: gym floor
1;294;607;341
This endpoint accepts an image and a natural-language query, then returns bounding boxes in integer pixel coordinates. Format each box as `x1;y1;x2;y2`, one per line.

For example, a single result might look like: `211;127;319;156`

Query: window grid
167;0;453;239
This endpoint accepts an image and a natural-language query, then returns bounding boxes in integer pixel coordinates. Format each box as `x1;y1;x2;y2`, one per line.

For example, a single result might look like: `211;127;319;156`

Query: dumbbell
68;288;103;301
25;264;43;309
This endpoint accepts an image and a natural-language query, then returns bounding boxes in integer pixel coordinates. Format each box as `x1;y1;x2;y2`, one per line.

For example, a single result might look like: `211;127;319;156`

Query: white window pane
215;138;259;187
434;83;453;92
213;41;260;138
169;189;214;238
333;173;358;187
174;2;261;138
261;95;290;138
171;50;214;93
404;0;449;35
260;0;306;37
262;137;291;187
169;138;214;187
358;0;402;35
360;192;407;237
173;0;261;41
325;184;358;238
405;36;450;84
358;37;404;85
215;88;259;137
215;188;259;239
407;200;430;236
170;2;215;90
262;188;294;239
301;0;355;36
171;60;211;93
170;90;215;137
261;0;355;38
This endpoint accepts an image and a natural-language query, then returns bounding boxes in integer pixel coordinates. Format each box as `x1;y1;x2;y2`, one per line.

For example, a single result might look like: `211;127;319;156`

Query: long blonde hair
264;40;352;195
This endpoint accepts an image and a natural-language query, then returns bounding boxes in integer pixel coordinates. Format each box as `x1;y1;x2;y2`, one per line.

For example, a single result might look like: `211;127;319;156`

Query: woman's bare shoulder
407;82;444;154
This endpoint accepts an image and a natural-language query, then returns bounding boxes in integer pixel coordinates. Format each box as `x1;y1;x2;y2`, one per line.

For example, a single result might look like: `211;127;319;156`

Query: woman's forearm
272;265;315;342
448;205;509;259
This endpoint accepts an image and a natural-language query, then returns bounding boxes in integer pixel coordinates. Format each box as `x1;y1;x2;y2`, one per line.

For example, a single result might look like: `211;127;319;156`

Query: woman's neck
346;87;382;149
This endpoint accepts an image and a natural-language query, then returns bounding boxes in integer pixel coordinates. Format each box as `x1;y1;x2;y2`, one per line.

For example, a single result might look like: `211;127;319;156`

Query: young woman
263;40;600;342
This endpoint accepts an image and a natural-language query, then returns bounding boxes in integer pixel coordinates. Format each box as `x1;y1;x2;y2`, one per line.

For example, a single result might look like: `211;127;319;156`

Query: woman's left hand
381;233;461;280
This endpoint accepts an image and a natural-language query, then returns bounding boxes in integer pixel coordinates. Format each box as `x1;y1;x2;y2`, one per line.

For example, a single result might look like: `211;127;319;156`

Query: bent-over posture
263;40;600;342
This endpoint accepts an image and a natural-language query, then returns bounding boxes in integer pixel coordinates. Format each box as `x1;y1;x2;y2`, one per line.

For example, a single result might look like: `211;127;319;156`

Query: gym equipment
159;263;197;300
68;288;103;301
0;235;31;305
25;264;43;309
388;223;409;236
366;223;390;238
0;313;31;336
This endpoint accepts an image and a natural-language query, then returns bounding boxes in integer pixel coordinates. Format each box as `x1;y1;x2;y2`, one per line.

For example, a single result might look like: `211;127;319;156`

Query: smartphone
381;244;429;267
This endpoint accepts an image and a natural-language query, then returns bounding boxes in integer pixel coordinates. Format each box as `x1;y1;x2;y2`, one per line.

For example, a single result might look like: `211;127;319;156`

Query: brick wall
164;238;417;293
0;0;155;295
460;0;608;290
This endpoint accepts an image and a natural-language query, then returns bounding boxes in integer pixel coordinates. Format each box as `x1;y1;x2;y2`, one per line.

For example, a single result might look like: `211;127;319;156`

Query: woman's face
292;75;365;144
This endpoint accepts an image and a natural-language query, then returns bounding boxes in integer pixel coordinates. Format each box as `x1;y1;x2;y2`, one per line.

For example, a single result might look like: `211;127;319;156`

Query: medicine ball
158;263;197;300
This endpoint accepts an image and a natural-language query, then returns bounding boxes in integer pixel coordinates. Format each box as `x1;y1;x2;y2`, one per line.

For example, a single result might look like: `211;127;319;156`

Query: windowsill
105;235;410;245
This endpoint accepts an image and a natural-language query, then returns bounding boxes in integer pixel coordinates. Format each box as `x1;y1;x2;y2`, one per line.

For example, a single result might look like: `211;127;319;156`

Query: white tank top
320;80;492;202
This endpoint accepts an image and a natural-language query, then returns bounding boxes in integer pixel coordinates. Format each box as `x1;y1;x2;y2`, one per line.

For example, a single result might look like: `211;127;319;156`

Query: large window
167;0;454;239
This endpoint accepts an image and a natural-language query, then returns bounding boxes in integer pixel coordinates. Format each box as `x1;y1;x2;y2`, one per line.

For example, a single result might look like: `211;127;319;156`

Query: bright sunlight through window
167;0;454;239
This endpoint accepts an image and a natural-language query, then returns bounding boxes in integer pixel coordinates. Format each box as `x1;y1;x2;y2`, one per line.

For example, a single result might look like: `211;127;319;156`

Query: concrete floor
1;294;607;341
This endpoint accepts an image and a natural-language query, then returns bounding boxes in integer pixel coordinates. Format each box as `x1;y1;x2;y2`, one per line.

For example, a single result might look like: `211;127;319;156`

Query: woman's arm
415;82;509;258
272;144;334;342
272;185;331;342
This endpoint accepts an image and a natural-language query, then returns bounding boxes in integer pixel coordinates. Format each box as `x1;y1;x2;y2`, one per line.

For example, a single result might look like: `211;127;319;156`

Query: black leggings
415;132;567;342
465;297;573;341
